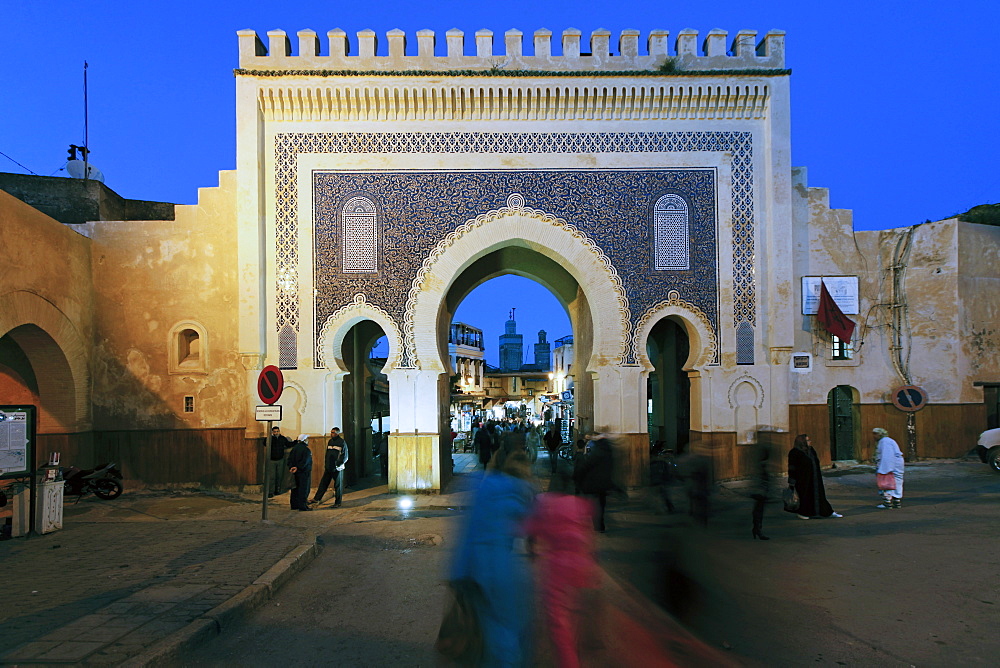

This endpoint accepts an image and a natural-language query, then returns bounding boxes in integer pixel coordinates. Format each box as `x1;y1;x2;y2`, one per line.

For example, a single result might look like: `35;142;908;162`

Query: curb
121;538;319;667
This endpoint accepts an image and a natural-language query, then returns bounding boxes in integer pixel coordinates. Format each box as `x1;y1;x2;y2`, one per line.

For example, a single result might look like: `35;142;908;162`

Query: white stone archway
406;193;631;373
317;293;403;374
632;290;718;372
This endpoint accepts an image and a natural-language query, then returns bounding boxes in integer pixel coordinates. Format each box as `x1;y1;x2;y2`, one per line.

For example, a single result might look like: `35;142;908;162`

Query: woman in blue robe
450;451;536;667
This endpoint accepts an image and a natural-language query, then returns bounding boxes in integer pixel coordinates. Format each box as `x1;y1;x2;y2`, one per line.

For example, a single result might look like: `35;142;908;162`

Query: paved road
173;456;1000;667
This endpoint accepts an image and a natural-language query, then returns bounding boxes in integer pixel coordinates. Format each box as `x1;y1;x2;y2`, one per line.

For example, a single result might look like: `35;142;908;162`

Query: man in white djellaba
873;428;905;509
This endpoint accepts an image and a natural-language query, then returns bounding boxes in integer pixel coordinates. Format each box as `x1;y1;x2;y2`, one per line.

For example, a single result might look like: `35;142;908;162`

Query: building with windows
1;25;998;495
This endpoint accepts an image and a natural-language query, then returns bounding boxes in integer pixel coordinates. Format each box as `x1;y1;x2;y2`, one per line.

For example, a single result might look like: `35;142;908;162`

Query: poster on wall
801;276;859;315
0;406;35;477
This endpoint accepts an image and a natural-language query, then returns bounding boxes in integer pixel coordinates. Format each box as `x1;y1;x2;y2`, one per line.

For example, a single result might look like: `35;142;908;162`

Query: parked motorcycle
63;462;124;500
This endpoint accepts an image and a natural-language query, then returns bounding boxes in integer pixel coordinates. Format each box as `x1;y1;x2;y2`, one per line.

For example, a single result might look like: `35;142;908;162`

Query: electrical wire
0;149;38;175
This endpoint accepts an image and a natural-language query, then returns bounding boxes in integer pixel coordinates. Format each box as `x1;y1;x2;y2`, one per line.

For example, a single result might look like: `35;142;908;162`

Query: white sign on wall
801;276;859;315
790;352;813;373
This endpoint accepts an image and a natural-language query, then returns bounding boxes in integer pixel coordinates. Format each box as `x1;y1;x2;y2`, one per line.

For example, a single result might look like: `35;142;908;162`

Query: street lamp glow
397;497;414;510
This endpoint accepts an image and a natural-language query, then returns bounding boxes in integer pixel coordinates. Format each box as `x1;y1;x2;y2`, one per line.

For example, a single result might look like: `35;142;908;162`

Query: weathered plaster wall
88;170;245;431
958;222;1000;394
0;189;94;432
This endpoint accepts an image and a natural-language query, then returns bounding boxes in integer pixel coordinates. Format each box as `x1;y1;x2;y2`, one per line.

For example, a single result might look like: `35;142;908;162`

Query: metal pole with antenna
83;61;89;183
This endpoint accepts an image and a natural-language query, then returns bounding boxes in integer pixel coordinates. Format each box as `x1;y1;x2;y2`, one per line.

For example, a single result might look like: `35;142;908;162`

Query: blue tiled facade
312;169;718;361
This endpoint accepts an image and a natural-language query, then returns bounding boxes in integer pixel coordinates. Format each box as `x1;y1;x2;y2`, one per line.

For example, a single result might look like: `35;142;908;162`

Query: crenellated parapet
236;27;785;73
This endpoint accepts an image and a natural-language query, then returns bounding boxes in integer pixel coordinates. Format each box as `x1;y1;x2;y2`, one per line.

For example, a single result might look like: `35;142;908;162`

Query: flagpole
83;61;89;183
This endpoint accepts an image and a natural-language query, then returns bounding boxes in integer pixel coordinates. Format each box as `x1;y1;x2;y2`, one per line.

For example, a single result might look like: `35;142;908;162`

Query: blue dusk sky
3;1;997;364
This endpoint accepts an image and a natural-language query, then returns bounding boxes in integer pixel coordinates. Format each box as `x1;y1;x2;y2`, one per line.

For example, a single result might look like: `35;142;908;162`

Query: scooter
63;462;124;500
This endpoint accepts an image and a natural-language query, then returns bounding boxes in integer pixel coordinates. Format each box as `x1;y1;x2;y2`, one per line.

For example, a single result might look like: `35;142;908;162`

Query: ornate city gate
234;26;793;490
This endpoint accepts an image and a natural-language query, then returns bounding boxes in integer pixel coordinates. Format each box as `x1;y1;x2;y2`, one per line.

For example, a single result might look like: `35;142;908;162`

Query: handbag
876;472;896;490
435;579;484;664
782;486;800;512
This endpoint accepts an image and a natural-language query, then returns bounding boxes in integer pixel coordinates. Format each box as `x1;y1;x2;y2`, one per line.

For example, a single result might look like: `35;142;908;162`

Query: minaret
499;309;523;372
534;330;551;370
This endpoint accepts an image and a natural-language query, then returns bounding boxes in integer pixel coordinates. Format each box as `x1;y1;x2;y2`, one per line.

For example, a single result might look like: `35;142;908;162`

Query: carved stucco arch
405;193;631;372
728;375;765;409
0;290;90;430
317;293;403;373
633;290;718;370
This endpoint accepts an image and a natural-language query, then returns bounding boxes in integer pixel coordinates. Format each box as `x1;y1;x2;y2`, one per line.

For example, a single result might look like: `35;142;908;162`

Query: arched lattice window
342;196;378;273
653;194;690;271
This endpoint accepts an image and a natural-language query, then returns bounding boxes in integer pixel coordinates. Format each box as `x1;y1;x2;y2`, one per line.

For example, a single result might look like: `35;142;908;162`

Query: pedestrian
573;432;615;532
750;440;773;540
476;421;494;468
311;427;349;507
287;434;313;511
450;450;537;667
524;470;598;668
544;425;561;475
378;431;389;478
873;427;905;509
266;426;292;498
786;434;842;519
572;436;588;495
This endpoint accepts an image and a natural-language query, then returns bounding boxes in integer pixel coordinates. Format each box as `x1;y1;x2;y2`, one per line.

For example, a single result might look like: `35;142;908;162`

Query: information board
801;276;859;315
0;406;34;477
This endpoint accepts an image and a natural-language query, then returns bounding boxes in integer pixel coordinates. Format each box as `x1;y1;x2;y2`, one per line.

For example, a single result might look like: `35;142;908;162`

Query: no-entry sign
257;365;284;405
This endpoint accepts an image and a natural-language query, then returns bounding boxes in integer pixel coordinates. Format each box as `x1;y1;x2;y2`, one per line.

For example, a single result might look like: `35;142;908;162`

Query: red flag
817;281;856;343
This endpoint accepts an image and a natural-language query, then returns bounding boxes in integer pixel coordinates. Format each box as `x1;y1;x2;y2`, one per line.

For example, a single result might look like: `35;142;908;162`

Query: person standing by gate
311;427;349;507
287;434;313;511
267;426;291;498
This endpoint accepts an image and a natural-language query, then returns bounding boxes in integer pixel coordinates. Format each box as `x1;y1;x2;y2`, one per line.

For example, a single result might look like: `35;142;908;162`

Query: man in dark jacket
267;426;292;498
287;434;313;511
573;434;615;532
311;427;349;507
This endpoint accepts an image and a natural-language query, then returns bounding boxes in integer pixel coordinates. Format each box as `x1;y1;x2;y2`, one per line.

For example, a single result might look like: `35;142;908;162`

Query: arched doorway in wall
442;249;585;470
340;319;389;486
646;318;691;455
0;325;78;435
828;385;859;461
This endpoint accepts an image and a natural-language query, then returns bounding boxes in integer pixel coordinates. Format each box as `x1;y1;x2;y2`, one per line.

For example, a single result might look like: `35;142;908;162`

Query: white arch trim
405;193;631;371
728;375;765;409
633;290;718;370
317;293;403;372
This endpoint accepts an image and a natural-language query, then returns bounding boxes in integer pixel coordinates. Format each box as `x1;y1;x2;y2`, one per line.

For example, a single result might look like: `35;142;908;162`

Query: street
169;456;999;667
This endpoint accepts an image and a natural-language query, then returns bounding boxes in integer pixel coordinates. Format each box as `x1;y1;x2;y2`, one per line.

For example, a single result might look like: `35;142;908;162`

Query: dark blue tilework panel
313;170;717;356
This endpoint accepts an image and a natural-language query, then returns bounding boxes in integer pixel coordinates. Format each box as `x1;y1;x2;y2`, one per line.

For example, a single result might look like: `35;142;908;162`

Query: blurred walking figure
524;471;598;668
573;432;615;532
544;426;561;475
450;451;537;666
873;427;905;509
786;434;842;519
750;437;775;539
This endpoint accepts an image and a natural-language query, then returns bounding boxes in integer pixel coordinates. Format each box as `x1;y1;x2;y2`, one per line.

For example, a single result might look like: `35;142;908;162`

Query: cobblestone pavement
0;490;320;665
3;453;996;666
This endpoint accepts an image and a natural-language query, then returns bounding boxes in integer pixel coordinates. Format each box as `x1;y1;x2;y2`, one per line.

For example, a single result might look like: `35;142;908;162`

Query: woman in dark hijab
786;434;843;519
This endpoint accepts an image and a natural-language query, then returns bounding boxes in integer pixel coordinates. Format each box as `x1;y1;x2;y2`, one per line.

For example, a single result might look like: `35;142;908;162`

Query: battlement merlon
236;28;785;72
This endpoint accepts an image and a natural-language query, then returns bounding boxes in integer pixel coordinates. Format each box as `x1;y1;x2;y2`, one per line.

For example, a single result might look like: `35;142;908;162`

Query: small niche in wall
169;321;208;374
183;396;195;413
